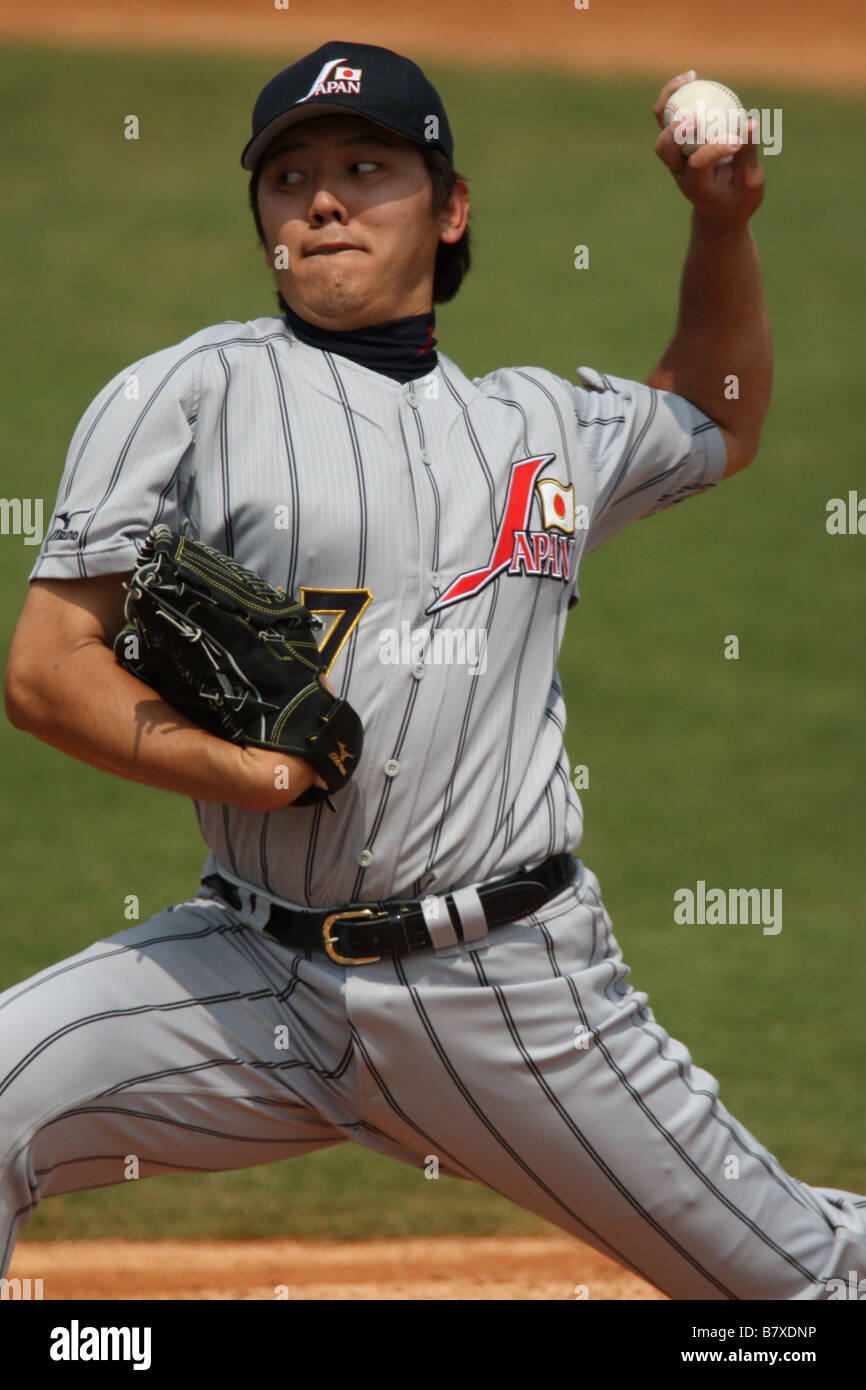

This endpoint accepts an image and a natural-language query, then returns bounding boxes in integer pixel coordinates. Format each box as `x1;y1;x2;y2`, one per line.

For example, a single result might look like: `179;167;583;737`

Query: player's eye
275;161;379;186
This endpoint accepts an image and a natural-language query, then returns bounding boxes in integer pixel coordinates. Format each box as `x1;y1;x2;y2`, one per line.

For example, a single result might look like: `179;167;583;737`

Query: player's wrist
690;209;754;243
233;744;319;813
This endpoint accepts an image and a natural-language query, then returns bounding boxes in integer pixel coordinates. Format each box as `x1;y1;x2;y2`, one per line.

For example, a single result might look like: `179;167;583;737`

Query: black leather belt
201;852;578;964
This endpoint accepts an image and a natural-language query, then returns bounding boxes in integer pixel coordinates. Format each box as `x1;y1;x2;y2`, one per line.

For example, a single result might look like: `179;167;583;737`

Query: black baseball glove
114;525;363;808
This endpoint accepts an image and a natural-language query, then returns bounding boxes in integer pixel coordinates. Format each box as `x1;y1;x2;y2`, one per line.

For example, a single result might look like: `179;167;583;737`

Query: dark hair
247;143;472;310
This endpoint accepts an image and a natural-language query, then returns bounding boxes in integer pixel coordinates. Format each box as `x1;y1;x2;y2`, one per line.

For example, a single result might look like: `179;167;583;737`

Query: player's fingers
684;137;743;174
653;121;691;173
652;70;696;129
734;120;764;189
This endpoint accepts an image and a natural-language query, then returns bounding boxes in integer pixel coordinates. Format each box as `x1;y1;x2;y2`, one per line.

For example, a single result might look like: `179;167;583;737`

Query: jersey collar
282;303;438;383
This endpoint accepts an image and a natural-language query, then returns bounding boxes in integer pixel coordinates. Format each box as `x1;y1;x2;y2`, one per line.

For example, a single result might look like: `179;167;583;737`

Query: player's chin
299;254;369;289
293;264;378;315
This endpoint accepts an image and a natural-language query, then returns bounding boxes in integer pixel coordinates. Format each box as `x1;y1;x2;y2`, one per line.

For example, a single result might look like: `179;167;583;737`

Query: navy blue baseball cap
240;40;454;171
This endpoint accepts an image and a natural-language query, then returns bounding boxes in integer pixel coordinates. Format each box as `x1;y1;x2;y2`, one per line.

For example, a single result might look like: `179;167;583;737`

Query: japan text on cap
241;40;455;171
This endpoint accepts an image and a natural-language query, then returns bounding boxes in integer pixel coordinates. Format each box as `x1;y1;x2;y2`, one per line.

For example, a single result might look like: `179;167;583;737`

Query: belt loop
421;894;459;951
238;887;272;932
450;886;487;943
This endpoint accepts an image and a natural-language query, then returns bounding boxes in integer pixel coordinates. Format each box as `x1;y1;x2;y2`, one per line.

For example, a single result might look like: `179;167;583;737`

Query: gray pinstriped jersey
32;317;726;905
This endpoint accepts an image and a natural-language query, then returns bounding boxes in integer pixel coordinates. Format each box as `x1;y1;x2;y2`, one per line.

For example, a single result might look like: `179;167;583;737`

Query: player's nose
308;186;350;224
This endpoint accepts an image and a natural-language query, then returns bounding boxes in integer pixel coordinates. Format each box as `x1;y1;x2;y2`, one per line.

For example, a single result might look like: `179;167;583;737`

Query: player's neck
282;302;438;383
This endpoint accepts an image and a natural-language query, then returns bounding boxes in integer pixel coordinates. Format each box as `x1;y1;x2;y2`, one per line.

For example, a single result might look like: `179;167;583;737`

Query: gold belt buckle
322;908;383;965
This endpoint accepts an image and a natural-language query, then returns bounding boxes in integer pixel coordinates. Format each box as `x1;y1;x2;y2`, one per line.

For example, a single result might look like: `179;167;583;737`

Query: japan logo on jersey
426;456;587;614
297;59;363;103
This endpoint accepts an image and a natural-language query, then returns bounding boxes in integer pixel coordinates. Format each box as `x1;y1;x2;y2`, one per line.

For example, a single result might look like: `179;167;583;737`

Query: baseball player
2;41;864;1300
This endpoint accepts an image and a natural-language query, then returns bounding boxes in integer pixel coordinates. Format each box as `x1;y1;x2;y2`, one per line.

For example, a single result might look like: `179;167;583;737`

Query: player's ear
438;177;469;245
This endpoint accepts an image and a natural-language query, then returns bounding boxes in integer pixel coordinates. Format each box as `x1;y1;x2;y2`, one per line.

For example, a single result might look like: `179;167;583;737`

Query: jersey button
357;849;374;867
430;571;442;586
411;662;427;680
383;759;400;777
420;448;432;465
407;390;418;407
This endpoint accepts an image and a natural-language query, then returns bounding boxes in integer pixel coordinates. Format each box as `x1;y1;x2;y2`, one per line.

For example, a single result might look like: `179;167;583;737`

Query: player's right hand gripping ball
114;525;363;807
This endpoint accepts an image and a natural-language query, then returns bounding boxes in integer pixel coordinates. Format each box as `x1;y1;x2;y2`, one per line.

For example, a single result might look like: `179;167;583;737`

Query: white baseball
663;78;746;158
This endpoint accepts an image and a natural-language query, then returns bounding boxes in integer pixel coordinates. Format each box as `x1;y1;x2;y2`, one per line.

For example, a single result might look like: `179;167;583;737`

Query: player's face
255;114;467;330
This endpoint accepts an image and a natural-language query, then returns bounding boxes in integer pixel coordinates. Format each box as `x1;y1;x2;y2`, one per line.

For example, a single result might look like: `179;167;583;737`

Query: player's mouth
305;243;363;257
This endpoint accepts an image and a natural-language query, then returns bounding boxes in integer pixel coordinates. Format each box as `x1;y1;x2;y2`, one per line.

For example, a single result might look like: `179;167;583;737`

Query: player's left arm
646;74;771;479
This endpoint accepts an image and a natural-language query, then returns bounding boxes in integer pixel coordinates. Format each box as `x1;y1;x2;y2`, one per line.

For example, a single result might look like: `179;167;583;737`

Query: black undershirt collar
282;303;437;383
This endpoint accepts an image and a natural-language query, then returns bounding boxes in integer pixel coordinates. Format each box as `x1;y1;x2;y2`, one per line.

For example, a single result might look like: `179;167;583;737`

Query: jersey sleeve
29;340;202;580
570;366;728;554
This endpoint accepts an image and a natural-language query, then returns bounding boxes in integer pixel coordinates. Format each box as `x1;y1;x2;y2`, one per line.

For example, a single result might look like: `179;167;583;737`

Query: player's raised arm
3;574;319;813
646;72;772;479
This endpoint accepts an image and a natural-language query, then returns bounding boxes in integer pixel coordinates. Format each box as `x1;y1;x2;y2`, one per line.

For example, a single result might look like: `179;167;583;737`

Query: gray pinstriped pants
1;862;864;1298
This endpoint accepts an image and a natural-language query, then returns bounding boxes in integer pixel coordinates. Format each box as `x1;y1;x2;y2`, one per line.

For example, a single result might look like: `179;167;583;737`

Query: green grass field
1;44;863;1242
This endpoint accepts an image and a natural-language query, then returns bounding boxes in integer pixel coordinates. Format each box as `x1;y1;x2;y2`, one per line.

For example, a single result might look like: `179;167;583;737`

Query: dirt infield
9;1236;666;1300
0;0;862;90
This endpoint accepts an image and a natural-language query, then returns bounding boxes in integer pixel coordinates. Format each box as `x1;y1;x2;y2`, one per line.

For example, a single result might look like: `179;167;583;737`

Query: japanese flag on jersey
537;478;576;533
